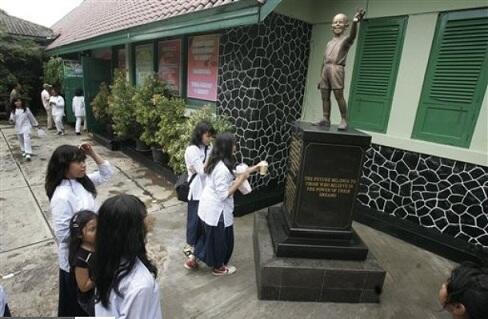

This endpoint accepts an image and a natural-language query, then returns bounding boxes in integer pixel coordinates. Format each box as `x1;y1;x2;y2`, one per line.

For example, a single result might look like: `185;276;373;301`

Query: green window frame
412;8;488;148
348;16;408;133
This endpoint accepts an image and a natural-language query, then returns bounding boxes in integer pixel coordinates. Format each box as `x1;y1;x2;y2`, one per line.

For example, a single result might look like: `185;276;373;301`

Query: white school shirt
41;89;50;109
50;96;65;117
50;161;114;272
184;144;211;201
198;161;235;227
0;285;6;316
95;258;163;319
72;96;86;117
9;108;38;134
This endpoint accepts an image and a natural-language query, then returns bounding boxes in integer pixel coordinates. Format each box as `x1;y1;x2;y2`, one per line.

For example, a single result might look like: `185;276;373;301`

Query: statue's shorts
319;64;345;90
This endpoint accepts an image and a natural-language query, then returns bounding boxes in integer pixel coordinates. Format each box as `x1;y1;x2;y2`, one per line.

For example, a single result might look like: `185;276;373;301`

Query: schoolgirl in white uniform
45;143;114;316
9;98;38;161
72;88;87;135
49;87;65;135
183;121;215;268
94;195;162;319
0;285;11;317
193;132;266;275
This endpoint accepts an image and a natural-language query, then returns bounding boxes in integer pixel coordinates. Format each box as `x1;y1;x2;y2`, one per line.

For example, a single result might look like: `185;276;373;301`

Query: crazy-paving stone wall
217;13;311;189
358;144;488;248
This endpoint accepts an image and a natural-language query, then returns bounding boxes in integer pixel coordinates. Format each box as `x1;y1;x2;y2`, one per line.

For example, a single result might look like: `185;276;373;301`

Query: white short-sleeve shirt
50;96;65;117
72;96;86;117
198;161;235;227
95;258;163;319
9;108;38;134
184;144;210;201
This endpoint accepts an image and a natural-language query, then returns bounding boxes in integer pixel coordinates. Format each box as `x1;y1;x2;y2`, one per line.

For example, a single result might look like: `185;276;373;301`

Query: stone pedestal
254;212;386;303
254;121;386;302
270;121;372;260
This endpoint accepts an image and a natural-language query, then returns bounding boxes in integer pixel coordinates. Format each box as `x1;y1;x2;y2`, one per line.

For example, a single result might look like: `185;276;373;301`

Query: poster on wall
63;60;83;78
187;34;220;101
118;48;127;70
158;39;181;95
135;44;154;86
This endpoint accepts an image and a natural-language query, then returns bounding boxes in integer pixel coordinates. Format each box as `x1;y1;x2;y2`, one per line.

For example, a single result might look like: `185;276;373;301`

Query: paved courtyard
0;120;455;318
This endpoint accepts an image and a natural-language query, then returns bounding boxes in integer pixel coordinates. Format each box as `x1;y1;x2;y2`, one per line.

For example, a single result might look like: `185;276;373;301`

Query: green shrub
154;95;186;148
166;107;233;174
108;70;137;138
133;75;170;145
91;82;111;124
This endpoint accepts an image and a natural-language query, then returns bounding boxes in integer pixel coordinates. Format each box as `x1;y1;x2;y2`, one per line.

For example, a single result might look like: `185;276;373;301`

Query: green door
82;57;112;134
63;60;84;124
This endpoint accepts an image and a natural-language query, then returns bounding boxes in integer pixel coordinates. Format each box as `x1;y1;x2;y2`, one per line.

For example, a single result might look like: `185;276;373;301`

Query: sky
0;0;84;28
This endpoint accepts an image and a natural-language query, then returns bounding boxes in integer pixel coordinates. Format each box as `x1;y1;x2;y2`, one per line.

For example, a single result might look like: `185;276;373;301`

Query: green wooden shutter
412;8;488;147
348;16;408;133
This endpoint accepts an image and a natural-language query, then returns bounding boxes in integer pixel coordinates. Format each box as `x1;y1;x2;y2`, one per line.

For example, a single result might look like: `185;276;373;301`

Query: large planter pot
135;138;151;152
105;123;114;138
151;146;168;164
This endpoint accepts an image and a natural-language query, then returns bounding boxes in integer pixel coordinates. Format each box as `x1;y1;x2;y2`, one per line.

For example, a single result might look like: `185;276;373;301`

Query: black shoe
57;131;62;135
76;132;81;136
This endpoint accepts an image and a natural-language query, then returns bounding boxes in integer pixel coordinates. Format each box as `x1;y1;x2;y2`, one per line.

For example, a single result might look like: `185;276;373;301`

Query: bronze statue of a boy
315;9;366;130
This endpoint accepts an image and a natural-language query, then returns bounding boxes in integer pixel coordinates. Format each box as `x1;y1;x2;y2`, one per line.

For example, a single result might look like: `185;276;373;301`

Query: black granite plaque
296;143;363;230
269;121;372;260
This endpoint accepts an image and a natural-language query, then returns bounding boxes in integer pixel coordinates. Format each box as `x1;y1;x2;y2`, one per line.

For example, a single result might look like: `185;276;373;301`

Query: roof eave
47;0;282;56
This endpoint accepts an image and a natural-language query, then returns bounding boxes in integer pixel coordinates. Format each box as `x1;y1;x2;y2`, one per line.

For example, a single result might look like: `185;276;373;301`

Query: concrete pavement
0;121;454;318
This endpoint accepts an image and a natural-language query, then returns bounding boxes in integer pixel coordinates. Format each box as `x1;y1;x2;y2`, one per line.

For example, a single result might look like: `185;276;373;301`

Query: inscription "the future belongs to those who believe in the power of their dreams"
304;176;357;199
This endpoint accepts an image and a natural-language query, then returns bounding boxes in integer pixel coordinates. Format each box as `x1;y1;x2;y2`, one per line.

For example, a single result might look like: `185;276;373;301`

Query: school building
46;0;488;261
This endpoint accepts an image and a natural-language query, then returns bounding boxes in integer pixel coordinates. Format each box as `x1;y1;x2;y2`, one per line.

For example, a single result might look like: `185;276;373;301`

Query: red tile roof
48;0;242;50
0;9;54;39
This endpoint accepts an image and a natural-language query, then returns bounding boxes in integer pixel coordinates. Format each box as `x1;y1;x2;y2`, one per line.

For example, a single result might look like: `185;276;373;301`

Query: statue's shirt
324;35;353;66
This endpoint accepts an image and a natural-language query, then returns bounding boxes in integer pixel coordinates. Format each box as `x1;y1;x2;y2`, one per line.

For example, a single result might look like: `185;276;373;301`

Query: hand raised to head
80;143;95;157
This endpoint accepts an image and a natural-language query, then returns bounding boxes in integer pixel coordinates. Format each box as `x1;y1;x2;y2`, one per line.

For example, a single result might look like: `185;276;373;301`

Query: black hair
190;121;216;147
205;132;236;175
445;262;488;319
94;195;157;308
68;210;97;270
11;98;26;113
75;88;84;97
45;145;97;200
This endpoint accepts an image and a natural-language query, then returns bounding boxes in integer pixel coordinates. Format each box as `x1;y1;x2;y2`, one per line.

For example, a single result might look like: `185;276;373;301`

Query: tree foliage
43;57;64;90
0;26;44;109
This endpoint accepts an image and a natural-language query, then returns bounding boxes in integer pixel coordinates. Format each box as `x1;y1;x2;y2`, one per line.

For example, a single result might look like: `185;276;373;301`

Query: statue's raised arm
345;9;366;44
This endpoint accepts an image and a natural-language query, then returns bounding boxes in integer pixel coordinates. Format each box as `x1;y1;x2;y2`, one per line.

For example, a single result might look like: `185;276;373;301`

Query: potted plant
134;74;170;158
165;106;232;174
91;82;113;137
152;94;186;164
108;70;137;141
